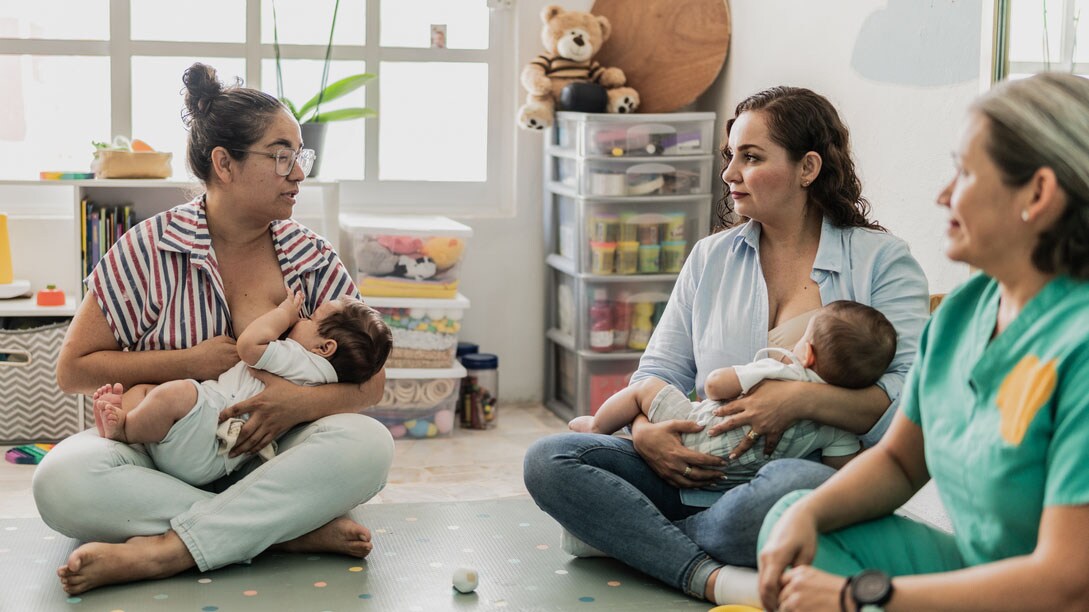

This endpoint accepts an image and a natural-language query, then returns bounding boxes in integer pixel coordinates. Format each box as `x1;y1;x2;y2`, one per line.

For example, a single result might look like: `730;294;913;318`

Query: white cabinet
543;112;715;420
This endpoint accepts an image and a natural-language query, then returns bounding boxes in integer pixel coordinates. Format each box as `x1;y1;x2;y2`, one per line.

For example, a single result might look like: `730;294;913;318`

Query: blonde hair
972;73;1089;278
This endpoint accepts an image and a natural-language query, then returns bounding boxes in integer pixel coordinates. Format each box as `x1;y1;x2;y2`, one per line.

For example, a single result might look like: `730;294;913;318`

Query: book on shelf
81;199;137;282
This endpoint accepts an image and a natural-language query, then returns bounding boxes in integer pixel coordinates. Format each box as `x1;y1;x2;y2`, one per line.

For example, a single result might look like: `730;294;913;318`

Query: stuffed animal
516;5;640;130
394;255;438;281
355;238;399;276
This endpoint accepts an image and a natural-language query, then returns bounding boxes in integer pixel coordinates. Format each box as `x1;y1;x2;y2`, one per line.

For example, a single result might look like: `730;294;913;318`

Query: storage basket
92;150;173;179
0;320;85;443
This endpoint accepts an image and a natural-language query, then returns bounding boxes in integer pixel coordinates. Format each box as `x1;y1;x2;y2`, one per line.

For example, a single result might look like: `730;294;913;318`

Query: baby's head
289;297;393;384
795;300;897;389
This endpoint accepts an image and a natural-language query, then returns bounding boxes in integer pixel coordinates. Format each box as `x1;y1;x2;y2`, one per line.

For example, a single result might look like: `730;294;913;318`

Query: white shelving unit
543;111;716;420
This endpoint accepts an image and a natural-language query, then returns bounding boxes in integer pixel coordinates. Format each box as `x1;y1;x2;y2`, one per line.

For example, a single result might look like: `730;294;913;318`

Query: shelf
546;254;679;282
546;146;714;164
0;296;77;317
547;330;645;361
546;182;712;202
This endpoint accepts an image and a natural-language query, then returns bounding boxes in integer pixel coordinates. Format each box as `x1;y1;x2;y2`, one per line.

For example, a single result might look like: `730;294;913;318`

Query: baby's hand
278;290;304;324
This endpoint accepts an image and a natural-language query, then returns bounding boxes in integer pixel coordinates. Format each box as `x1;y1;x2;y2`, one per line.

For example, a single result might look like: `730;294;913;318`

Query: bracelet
840;575;854;612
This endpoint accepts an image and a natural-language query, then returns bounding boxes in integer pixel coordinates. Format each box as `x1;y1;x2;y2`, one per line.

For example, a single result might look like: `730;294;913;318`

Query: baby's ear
800;341;816;368
314;338;337;358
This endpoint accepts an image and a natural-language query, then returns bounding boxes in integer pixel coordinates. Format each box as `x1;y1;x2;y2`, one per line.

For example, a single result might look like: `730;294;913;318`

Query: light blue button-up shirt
631;218;930;448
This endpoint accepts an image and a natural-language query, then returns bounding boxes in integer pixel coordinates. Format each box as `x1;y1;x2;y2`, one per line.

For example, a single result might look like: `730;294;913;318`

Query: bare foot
97;400;128;443
91;384;113;437
56;532;194;595
568;415;596;433
273;516;373;559
92;384;126;439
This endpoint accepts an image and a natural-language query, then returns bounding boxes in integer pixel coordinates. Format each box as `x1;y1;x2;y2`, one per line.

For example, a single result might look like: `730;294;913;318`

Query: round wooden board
591;0;730;114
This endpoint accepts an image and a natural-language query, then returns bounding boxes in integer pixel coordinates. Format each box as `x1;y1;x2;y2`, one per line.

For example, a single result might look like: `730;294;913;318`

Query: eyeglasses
231;148;316;177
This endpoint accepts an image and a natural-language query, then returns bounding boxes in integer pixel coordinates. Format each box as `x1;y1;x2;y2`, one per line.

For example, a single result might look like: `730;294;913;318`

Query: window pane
0;1;109;40
132;57;246;181
1075;0;1089;61
380;0;488;49
262;58;367;180
261;0;366;45
378;62;486;182
1009;0;1065;63
0;55;109;180
132;0;245;43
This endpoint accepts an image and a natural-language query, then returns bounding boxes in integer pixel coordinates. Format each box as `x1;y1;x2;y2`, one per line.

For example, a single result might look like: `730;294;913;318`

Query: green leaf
308;107;377;123
280;97;301;121
295;73;375;119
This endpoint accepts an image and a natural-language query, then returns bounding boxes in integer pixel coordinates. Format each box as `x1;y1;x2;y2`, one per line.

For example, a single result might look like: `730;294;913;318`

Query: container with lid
460;353;498;429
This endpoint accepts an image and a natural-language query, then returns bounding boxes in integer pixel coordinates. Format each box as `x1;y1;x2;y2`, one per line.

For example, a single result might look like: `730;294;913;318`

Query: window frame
0;0;515;215
997;0;1089;79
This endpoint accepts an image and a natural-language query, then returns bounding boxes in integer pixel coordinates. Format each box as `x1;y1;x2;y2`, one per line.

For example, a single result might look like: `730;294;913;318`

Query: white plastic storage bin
365;294;470;369
549;341;640;417
366;364;466;439
341;214;473;299
553;111;716;158
548;267;675;353
552;155;713;197
548;192;705;275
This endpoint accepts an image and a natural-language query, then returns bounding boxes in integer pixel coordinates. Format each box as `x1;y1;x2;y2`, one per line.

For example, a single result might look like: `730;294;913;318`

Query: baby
93;291;393;487
569;300;897;482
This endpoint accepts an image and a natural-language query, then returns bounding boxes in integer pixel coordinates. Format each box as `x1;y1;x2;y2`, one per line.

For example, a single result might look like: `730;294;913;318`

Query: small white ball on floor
452;567;479;593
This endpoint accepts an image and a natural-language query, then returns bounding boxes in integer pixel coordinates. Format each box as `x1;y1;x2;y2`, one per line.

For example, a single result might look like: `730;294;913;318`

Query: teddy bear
516;5;640;130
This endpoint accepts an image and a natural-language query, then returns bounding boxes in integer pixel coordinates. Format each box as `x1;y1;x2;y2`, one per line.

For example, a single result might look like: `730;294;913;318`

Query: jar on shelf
461;353;498;429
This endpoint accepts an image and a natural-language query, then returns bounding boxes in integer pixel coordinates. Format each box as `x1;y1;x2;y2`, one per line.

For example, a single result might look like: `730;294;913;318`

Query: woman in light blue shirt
524;86;929;606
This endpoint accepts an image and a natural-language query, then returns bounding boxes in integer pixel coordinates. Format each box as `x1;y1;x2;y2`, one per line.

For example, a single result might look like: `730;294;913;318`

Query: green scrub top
901;274;1089;566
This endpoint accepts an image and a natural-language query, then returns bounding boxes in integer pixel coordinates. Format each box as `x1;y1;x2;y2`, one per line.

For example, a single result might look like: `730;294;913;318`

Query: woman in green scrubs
756;72;1089;611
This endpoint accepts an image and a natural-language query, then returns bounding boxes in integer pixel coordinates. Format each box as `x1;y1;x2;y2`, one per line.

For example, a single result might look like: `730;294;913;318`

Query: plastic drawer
552;111;716;158
366;294;470;369
365;364;466;439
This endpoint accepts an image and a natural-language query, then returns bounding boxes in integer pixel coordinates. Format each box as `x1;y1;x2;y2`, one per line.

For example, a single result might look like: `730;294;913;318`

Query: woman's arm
56;293;240;394
758;411;929;608
218;366;387;457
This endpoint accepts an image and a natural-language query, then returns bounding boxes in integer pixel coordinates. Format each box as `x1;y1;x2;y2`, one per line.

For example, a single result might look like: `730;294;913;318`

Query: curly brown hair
715;86;884;233
317;300;393;384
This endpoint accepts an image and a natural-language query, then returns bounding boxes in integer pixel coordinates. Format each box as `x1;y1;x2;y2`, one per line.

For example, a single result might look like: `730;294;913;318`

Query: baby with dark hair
570;300;897;481
92;291;392;487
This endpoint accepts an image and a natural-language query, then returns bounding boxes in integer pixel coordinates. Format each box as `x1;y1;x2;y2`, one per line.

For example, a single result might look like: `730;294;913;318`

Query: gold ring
746;429;760;441
683;466;692;477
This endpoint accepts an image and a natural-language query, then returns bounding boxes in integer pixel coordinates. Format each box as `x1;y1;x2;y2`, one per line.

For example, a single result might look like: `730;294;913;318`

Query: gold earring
1021;209;1031;222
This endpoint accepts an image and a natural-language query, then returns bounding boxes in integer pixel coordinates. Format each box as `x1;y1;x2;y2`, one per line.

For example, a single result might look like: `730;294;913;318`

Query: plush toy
421;236;465;271
394;255;438;281
355;238;399;276
516;5;640;130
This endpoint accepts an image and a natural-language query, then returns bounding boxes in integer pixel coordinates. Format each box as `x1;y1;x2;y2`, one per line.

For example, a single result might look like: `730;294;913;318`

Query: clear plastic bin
549;267;674;352
365;294;470;369
366;364;466;439
553;156;713;197
341;214;473;299
552;111;716;158
551;341;640;416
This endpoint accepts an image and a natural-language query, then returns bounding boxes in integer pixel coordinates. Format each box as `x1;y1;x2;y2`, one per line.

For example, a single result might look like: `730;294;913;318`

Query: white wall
701;0;984;293
455;0;986;401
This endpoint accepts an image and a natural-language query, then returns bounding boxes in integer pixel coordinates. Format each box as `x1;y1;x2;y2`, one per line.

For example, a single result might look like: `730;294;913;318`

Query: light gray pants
32;413;394;571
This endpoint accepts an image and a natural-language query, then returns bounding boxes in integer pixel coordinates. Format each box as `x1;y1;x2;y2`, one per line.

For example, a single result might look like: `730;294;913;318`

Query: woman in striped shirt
34;62;395;595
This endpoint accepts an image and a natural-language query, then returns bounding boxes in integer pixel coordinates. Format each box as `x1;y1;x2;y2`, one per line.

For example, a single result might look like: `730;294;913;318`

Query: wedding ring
683;465;692;477
746;429;761;441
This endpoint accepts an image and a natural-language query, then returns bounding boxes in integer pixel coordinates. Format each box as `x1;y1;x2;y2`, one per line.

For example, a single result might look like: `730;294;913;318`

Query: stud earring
802;181;810;188
1021;209;1031;222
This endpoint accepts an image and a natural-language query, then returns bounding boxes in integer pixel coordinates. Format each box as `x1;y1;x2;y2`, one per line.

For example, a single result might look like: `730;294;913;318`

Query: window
998;0;1089;80
0;0;514;213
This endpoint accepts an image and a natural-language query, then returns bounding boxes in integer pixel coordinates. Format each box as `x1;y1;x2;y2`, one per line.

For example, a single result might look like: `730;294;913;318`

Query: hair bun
182;62;223;123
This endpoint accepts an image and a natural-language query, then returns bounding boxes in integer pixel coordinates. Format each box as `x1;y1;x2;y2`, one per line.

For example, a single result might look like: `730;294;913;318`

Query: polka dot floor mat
1;498;710;611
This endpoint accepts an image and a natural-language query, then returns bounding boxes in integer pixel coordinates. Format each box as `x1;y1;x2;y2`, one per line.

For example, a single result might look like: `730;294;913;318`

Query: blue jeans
523;433;835;599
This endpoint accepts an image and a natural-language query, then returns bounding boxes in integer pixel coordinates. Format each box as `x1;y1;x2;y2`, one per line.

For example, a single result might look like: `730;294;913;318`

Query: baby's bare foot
273;516;373;559
57;532;194;594
97;400;128;443
91;384;114;437
568;416;596;433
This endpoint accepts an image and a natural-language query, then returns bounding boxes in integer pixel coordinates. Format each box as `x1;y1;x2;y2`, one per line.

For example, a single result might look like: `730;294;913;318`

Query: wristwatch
850;569;894;611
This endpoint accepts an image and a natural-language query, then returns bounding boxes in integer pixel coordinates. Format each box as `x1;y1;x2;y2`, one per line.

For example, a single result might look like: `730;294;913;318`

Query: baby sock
713;565;761;606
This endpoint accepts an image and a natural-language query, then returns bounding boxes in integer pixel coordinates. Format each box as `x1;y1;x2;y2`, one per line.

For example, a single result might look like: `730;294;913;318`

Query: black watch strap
851;569;894;609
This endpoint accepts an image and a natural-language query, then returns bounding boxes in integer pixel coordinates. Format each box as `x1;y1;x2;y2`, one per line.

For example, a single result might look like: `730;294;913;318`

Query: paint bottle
589;289;614;352
628;302;655;350
612;292;632;350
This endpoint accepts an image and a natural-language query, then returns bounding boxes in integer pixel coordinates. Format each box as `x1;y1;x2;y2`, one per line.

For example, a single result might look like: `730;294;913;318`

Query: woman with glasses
34;62;394;594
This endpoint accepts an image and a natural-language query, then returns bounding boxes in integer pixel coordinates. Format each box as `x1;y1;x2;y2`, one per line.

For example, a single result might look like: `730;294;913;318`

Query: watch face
853;570;891;604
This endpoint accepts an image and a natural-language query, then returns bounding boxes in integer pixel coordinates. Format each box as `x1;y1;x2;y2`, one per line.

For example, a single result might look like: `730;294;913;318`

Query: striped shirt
87;197;358;351
530;55;605;82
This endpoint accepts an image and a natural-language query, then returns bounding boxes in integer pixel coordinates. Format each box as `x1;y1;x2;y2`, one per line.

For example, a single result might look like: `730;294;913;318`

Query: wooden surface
591;0;731;114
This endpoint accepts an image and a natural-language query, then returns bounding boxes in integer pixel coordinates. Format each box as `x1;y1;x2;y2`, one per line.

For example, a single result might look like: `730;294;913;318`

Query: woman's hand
218;369;306;457
707;380;805;458
759;504;821;610
631;418;726;488
186;335;241;381
773;566;849;612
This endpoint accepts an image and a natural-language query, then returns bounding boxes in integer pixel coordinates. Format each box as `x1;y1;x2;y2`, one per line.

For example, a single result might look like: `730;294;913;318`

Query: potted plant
272;0;375;177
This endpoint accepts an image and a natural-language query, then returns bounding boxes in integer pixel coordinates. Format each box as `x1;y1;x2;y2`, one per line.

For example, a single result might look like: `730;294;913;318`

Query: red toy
36;284;65;306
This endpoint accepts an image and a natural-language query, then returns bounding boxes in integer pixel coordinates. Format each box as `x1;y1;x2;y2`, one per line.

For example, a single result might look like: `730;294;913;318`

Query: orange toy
36;284;66;306
131;139;155;152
